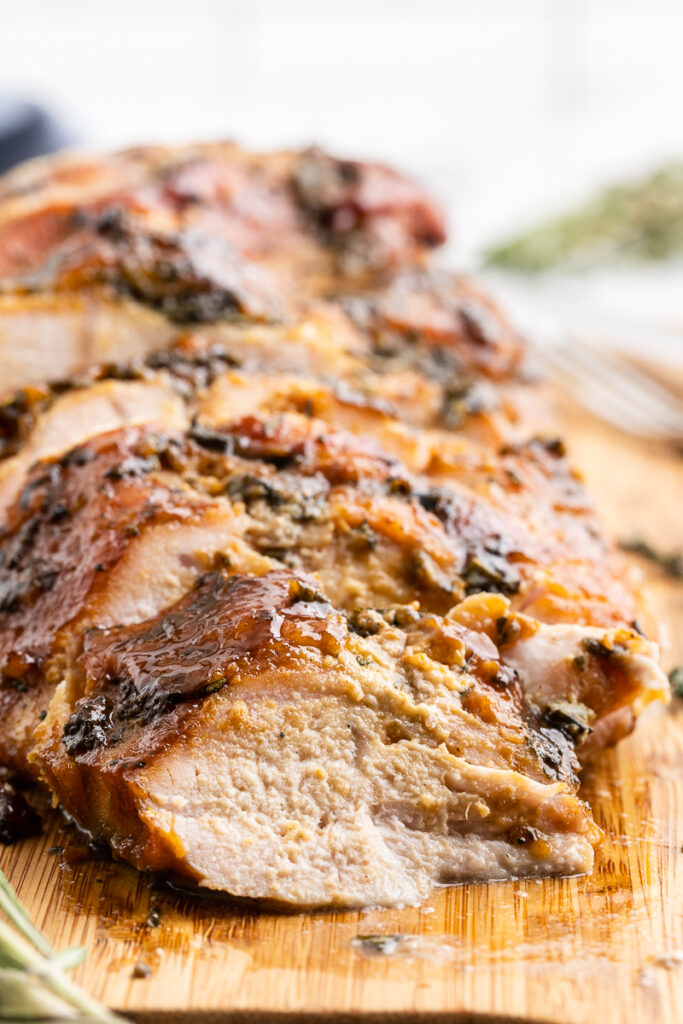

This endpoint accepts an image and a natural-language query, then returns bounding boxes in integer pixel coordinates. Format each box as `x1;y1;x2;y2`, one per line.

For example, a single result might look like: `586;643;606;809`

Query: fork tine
542;348;676;439
544;376;665;439
560;342;683;432
487;278;683;440
539;344;683;441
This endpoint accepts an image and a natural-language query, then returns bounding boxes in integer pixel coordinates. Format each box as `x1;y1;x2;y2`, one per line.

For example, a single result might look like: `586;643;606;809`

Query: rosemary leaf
52;947;88;972
0;869;54;957
0;869;129;1023
0;966;75;1020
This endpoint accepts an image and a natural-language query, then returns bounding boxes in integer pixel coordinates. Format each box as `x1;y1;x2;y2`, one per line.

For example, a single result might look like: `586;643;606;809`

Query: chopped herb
496;615;522;646
387;476;412;497
463;552;520;598
535;437;566;458
412;549;459;596
441;381;491;429
348;608;384;636
354;933;404;955
103;454;158;480
582;637;615;659
204;674;227;695
188;423;234;453
348;519;378;551
543;700;595;742
669;666;683;699
227;473;283;507
261;546;292;562
288;579;326;604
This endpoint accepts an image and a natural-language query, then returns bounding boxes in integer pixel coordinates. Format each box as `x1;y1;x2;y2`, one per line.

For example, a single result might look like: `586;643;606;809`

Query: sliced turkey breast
0;141;669;909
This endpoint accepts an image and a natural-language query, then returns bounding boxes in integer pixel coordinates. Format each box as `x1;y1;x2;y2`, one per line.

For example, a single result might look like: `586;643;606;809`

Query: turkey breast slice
0;378;187;520
32;568;605;908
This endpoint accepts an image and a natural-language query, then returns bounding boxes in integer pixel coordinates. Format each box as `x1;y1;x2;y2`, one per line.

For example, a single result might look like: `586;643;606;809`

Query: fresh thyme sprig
484;164;683;272
0;868;129;1023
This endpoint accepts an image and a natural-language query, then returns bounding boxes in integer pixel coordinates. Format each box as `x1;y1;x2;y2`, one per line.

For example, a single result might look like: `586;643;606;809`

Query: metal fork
484;277;683;443
536;339;683;443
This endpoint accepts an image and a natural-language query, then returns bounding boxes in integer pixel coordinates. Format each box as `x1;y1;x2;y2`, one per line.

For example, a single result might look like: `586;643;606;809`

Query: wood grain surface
1;386;682;1024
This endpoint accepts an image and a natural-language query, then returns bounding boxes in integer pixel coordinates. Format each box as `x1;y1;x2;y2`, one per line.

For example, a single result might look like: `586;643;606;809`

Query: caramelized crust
0;427;250;771
0;430;200;659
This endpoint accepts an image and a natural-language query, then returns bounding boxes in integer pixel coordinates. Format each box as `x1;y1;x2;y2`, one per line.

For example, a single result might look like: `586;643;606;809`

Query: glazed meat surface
0;144;469;395
0;143;670;907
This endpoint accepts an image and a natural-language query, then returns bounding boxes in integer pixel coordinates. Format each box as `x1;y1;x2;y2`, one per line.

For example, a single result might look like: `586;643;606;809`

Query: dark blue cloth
0;97;76;174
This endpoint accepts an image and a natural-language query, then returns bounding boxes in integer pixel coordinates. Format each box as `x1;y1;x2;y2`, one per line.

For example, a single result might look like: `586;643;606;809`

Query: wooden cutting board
1;387;682;1024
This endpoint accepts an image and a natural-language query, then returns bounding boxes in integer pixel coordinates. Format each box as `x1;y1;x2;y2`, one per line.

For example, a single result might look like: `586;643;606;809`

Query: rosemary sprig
484;164;683;272
0;867;129;1023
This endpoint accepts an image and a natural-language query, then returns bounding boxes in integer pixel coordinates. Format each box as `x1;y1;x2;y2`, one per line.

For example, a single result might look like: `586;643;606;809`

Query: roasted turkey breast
0;143;669;907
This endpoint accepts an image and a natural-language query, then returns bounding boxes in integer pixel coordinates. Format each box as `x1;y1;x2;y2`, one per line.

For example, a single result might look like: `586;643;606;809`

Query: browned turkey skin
0;144;669;907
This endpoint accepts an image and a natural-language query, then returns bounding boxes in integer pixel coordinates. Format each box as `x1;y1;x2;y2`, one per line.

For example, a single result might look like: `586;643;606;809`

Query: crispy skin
0;143;670;906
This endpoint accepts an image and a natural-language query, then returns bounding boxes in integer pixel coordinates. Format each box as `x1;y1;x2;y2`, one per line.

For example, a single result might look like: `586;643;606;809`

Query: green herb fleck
669;666;683;699
354;933;404;955
0;867;128;1021
543;701;595;742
